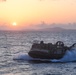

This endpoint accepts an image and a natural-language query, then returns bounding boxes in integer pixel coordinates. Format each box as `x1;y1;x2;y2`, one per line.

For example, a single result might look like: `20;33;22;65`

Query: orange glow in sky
0;0;76;30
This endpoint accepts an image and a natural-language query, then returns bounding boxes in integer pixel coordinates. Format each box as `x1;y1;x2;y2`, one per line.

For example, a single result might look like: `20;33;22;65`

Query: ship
28;41;72;59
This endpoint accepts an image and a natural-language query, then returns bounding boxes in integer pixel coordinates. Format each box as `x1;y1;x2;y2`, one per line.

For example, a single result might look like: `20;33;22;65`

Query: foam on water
13;53;33;60
13;48;76;62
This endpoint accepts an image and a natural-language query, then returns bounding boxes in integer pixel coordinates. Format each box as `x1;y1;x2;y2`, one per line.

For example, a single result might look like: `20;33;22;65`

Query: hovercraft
28;41;71;59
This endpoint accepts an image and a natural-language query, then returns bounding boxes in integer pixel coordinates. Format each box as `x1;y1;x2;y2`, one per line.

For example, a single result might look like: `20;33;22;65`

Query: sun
12;22;17;26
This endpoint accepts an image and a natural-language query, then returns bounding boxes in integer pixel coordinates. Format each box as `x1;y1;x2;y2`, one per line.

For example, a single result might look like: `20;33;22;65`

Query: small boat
28;41;71;59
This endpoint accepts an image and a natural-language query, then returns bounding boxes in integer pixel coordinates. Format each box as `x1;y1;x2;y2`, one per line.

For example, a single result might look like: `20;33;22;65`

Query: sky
0;0;76;30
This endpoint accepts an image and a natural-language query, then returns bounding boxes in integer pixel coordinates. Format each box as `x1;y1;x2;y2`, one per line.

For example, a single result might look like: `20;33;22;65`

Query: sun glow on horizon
0;0;76;30
12;22;17;26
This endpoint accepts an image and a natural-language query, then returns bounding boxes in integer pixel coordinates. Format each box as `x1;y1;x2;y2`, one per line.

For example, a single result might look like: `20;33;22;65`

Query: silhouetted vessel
28;41;75;59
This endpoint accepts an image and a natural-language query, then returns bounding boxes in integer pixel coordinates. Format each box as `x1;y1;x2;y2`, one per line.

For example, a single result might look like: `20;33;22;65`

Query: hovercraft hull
28;49;64;59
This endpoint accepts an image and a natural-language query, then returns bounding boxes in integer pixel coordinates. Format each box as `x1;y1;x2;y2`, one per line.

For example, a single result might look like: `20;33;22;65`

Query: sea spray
13;53;33;60
59;49;76;62
51;48;76;62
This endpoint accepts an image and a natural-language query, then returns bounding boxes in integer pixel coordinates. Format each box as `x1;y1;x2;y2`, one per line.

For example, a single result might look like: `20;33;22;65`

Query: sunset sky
0;0;76;30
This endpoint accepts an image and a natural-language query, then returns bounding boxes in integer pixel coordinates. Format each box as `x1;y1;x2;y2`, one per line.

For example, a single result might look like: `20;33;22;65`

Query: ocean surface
0;30;76;75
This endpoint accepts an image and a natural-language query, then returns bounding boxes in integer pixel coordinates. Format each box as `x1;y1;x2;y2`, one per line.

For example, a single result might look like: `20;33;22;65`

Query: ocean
0;30;76;75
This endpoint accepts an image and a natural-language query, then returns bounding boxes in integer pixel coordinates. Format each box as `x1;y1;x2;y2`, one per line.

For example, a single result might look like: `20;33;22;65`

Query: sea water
0;30;76;75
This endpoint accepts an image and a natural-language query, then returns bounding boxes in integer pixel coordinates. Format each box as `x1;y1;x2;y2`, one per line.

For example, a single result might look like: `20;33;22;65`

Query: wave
13;48;76;62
